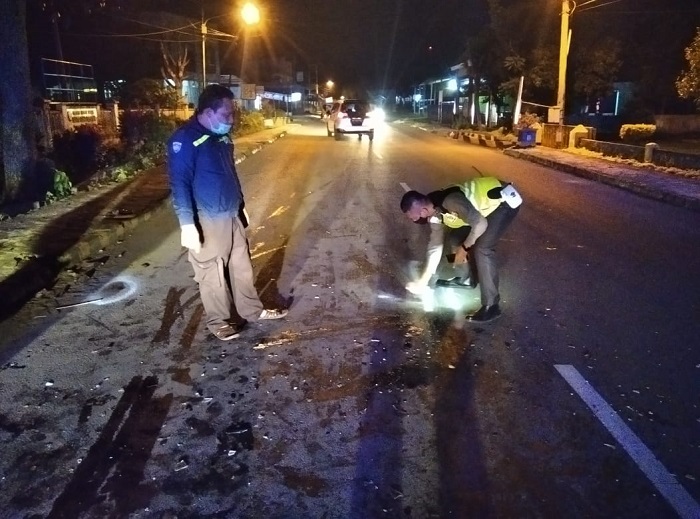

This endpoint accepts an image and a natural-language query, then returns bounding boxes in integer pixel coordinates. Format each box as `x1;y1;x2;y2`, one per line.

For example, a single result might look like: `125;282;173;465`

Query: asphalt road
0;117;698;518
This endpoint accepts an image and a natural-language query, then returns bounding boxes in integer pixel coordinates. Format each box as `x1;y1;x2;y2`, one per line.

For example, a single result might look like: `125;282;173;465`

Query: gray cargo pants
439;202;519;306
471;203;520;306
188;216;263;331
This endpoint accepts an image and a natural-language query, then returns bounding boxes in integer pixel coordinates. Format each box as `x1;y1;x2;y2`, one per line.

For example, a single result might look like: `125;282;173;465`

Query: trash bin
517;128;537;147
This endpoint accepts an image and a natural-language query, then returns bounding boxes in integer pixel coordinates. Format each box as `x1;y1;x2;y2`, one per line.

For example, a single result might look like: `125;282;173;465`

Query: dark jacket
167;117;243;226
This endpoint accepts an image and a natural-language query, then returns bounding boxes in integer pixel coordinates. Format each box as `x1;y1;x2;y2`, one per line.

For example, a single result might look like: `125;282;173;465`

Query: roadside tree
467;0;559;117
119;79;179;110
459;28;508;128
0;0;36;204
571;37;622;110
676;27;700;110
464;1;626;123
160;42;190;107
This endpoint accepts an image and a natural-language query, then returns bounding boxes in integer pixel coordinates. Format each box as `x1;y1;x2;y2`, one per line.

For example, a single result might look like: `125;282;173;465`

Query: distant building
41;58;98;104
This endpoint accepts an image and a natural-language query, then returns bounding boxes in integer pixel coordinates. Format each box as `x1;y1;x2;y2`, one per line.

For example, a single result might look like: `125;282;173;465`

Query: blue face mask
208;114;232;135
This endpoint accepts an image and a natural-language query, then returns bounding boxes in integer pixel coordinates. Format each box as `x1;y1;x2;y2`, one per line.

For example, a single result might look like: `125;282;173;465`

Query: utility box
517;128;537;147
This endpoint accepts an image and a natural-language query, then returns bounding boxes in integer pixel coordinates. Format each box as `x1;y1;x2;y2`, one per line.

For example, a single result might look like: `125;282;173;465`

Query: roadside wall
579;139;645;162
37;102;119;151
652;148;700;170
579;138;700;170
654;115;700;135
541;124;596;148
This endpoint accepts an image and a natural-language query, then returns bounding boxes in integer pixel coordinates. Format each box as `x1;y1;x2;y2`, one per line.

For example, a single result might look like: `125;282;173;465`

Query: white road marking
555;364;700;519
250;245;285;260
400;182;412;192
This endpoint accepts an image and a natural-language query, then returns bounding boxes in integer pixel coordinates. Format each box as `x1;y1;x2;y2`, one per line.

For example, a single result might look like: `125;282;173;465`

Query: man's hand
453;245;469;264
180;224;202;253
406;279;429;295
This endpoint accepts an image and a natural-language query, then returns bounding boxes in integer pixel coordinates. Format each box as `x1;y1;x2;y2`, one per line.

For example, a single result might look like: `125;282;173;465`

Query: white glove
406;280;429;295
180;224;201;253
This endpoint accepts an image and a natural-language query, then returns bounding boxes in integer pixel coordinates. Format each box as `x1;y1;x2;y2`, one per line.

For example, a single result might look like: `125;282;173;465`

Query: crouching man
400;176;522;323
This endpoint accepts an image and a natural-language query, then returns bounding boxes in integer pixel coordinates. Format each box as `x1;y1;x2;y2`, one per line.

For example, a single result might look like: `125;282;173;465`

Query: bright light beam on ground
91;276;139;306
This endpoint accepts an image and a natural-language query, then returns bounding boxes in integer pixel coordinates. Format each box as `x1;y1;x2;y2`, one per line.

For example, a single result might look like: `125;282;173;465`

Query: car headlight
369;107;385;121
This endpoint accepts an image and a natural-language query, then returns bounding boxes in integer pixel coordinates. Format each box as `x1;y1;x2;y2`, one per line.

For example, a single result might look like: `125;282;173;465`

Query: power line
577;0;626;13
575;0;700;13
94;12;200;38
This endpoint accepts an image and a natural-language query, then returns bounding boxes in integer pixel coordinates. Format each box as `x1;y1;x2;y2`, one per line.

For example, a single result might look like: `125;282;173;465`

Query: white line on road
555;364;700;519
400;182;412;192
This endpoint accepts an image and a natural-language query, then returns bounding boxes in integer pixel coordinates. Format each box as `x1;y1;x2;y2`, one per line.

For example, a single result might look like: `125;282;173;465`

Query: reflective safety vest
461;176;502;217
193;134;232;147
438;177;503;228
439;211;467;228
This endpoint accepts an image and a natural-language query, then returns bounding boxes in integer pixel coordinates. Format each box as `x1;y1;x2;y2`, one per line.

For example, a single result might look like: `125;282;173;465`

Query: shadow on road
0;183;131;322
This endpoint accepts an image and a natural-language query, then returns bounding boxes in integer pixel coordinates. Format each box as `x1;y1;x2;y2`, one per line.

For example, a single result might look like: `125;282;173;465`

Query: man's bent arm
444;194;487;249
419;223;444;283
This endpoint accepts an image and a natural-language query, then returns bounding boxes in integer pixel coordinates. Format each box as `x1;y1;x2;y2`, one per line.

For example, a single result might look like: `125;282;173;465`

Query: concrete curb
412;121;699;212
59;129;289;267
57;201;173;266
0;129;289;318
504;148;700;212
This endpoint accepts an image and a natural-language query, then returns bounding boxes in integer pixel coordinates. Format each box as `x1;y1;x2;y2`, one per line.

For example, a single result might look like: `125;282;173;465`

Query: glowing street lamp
201;3;260;88
241;2;260;26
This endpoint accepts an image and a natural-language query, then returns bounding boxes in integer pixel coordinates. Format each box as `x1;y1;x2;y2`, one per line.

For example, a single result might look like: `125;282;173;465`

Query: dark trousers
438;203;519;306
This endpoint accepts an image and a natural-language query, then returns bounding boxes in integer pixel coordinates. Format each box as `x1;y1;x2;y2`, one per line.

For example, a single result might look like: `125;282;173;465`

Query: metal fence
35;103;193;151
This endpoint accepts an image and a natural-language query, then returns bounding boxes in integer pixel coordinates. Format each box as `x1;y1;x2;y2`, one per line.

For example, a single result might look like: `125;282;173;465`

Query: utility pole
556;0;571;147
314;64;319;95
201;20;207;90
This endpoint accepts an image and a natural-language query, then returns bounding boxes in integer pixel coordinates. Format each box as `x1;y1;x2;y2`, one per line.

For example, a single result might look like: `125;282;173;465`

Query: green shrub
120;111;178;157
51;124;105;183
45;169;73;203
516;112;540;130
235;110;265;136
261;100;276;119
53;169;72;197
619;124;656;144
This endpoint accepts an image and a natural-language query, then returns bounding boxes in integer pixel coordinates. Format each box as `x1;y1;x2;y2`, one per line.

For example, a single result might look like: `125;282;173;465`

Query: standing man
167;84;287;341
400;176;522;323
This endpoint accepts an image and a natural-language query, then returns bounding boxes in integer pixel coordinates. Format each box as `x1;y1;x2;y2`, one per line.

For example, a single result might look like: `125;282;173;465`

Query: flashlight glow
91;276;139;306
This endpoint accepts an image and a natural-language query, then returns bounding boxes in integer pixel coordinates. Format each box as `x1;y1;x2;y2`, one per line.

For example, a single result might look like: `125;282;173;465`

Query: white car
326;99;376;141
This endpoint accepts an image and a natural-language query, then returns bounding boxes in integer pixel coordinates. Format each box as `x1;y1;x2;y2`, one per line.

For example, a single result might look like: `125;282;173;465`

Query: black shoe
435;277;473;288
466;304;501;323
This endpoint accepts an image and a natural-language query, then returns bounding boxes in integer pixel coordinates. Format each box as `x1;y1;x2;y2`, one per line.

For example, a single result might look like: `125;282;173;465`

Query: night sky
25;0;700;96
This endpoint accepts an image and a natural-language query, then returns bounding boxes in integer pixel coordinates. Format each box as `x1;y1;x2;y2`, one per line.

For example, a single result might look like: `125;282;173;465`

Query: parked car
326;99;376;141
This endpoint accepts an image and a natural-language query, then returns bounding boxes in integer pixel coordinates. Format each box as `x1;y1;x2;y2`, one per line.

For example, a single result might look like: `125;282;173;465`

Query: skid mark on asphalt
47;375;172;518
152;287;198;343
555;364;700;519
179;303;204;350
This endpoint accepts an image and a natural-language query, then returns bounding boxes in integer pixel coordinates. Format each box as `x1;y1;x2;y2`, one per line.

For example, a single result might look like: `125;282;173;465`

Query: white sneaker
258;309;288;320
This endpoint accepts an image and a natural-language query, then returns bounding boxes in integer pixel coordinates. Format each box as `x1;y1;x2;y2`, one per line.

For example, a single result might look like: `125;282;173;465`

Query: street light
201;3;260;89
241;2;260;25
